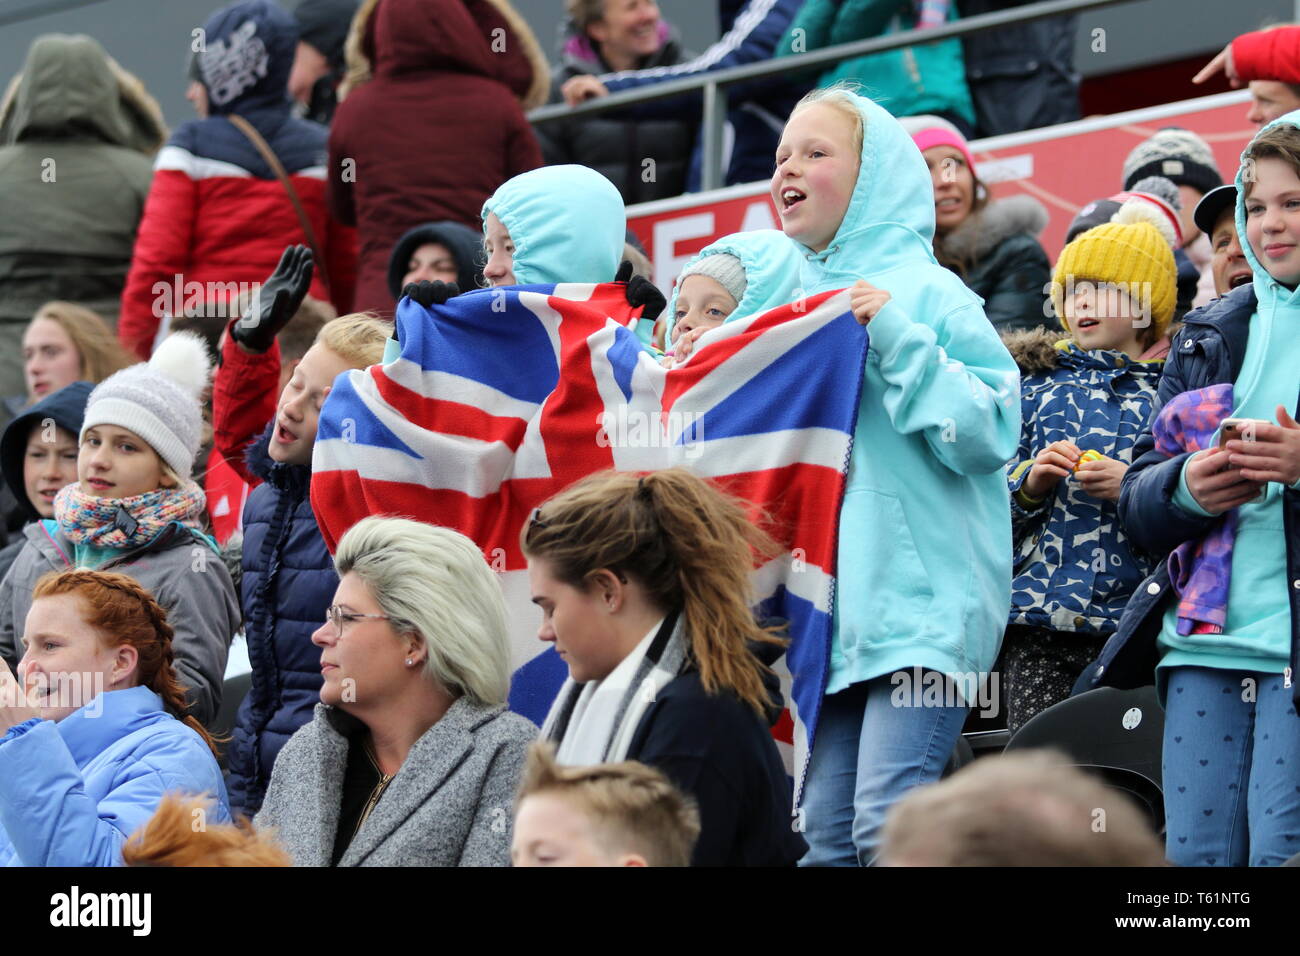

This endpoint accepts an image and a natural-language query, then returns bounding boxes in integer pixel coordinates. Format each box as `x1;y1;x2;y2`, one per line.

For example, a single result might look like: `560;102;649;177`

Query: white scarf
542;613;688;764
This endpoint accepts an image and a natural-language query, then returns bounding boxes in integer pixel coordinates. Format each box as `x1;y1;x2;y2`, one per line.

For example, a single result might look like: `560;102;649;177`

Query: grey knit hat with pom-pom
80;331;213;479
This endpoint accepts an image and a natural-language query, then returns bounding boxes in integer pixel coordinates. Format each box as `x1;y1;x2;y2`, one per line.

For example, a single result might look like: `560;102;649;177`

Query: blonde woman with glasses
256;516;536;866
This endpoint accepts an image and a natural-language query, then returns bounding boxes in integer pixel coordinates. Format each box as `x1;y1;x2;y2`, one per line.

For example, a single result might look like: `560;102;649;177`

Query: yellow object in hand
1073;449;1105;473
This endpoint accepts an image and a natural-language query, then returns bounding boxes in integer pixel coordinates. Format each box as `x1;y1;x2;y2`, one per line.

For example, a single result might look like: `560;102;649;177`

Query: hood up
665;229;803;340
341;0;549;110
0;33;167;153
481;165;625;286
195;0;297;117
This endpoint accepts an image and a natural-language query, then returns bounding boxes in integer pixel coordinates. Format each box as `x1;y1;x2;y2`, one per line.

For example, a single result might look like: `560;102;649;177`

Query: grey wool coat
256;697;537;866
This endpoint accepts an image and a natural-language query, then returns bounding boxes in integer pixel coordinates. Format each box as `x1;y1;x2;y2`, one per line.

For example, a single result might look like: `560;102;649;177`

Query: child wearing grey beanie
664;253;747;366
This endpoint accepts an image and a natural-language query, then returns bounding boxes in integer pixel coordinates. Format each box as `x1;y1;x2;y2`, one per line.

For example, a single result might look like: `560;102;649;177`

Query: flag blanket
311;282;869;799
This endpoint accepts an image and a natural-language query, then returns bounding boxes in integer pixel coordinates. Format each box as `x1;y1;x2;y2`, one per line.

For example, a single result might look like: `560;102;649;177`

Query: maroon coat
328;0;547;313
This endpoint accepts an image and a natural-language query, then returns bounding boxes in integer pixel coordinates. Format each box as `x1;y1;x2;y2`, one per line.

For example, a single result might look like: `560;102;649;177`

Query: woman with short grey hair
256;516;535;866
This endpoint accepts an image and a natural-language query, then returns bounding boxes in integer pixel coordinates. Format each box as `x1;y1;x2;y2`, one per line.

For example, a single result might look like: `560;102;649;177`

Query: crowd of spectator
0;0;1299;871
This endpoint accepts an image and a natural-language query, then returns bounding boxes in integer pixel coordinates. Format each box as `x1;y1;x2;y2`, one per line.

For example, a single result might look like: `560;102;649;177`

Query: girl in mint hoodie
1100;112;1300;866
771;86;1021;865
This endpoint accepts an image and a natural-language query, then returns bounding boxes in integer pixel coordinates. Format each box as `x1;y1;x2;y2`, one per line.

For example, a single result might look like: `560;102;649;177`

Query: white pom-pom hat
80;331;213;479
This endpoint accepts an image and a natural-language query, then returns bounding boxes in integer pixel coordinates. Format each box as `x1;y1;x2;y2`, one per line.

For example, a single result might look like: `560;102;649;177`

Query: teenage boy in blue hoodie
1087;110;1300;866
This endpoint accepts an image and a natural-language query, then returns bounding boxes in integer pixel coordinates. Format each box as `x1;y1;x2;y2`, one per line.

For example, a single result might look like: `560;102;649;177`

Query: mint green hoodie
480;164;626;287
1162;109;1300;679
792;93;1021;693
663;229;804;342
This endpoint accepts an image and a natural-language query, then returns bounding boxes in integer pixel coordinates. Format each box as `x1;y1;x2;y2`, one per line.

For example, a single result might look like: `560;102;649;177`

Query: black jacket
957;0;1081;137
534;31;695;205
628;668;807;866
938;195;1052;334
1076;283;1300;713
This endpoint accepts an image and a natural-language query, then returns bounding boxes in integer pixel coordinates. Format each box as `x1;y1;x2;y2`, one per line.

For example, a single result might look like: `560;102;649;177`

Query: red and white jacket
118;110;356;359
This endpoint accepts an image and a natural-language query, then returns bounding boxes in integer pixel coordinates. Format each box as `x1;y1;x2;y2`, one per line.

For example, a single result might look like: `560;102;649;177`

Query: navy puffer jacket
226;424;336;816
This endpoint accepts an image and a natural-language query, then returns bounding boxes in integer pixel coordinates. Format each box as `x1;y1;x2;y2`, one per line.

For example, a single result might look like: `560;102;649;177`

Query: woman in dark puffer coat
902;114;1052;334
535;1;694;204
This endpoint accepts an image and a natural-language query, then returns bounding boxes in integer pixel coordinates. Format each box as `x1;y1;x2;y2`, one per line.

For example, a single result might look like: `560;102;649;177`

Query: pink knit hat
899;114;977;176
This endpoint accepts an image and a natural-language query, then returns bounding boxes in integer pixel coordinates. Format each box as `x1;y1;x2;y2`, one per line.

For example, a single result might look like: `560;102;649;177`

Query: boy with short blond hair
512;742;700;867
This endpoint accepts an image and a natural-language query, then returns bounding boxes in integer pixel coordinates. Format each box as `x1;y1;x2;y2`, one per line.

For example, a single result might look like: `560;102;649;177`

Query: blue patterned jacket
1006;329;1164;635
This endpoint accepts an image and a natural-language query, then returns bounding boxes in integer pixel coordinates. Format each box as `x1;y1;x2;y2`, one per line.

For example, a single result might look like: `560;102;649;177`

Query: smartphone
1218;418;1271;449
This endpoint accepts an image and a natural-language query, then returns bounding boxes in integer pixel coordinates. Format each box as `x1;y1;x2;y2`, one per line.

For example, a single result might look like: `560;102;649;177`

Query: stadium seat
1005;686;1165;833
209;671;252;769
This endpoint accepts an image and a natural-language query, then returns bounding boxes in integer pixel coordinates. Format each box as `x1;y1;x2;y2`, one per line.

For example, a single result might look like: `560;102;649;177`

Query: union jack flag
311;282;869;799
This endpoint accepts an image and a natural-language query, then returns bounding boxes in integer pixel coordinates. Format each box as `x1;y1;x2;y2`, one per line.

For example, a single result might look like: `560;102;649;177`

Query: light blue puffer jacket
0;685;230;866
792;92;1021;693
480;164;626;286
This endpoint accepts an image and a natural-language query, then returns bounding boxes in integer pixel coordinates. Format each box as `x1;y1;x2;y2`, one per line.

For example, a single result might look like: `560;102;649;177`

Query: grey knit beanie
80;331;212;480
678;253;747;308
1122;127;1222;196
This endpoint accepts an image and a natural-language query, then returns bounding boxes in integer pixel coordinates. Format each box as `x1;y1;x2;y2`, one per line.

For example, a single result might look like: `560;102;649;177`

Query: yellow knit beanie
1051;203;1178;341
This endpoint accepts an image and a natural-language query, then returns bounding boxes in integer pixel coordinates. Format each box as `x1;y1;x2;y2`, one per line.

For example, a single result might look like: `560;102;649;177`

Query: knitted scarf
54;481;206;550
540;611;688;763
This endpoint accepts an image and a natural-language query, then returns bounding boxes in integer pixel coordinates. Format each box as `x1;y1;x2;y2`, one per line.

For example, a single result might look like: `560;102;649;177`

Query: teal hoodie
1162;109;1300;678
790;92;1021;694
480;164;625;287
663;229;804;342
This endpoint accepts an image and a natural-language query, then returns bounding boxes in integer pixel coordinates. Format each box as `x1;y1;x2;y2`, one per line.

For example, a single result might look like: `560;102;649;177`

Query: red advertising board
627;90;1256;296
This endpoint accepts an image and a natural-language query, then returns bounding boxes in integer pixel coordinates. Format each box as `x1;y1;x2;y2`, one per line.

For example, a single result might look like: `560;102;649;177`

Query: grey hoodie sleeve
0;558;17;673
152;546;239;728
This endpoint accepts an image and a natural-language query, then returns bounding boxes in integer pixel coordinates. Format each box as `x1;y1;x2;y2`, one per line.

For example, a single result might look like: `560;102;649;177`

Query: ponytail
521;468;785;718
31;570;220;757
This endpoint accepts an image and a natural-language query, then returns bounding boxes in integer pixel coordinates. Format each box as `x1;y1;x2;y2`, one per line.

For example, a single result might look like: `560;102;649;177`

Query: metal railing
529;0;1139;191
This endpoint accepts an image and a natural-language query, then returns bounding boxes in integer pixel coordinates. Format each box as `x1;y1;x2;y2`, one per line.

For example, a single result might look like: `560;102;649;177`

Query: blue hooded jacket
790;92;1021;692
0;685;229;866
664;229;803;343
480;165;625;286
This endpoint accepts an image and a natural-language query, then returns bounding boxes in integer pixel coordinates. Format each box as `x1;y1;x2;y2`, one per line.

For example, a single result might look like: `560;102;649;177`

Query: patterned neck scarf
54;482;206;550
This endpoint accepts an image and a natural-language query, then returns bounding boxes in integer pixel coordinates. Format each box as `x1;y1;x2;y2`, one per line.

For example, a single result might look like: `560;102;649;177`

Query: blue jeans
799;671;969;866
1164;666;1300;866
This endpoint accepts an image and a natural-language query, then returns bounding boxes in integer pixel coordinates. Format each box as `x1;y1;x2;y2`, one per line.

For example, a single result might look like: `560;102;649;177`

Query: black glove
231;244;314;354
615;259;666;322
402;280;460;308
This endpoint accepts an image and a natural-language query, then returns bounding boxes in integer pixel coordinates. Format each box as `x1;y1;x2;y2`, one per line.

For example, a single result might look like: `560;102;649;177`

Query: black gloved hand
615;259;666;322
232;244;314;354
402;280;461;308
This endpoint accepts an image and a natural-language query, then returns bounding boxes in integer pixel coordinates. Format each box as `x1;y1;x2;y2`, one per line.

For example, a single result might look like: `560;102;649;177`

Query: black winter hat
293;0;360;69
1;381;93;522
387;221;485;301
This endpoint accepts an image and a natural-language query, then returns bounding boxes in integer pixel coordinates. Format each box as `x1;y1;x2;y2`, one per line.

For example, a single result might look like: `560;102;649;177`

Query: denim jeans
799;671;970;866
1164;666;1300;866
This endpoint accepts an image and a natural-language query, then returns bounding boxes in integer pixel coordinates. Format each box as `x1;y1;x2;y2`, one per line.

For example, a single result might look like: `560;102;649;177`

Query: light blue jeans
1163;666;1300;866
799;671;969;866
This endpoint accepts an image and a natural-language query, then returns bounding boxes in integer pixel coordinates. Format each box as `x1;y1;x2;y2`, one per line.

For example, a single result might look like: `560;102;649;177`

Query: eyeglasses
326;605;393;637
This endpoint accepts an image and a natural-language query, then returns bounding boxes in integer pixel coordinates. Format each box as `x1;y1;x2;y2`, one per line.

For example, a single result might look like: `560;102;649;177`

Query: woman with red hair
0;570;228;866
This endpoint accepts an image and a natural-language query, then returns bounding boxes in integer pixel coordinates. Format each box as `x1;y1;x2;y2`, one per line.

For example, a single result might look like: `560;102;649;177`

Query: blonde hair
516;742;700;866
521;468;785;718
29;302;134;385
315;312;389;369
335;516;511;706
790;83;866;158
881;750;1168;867
122;796;291;867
